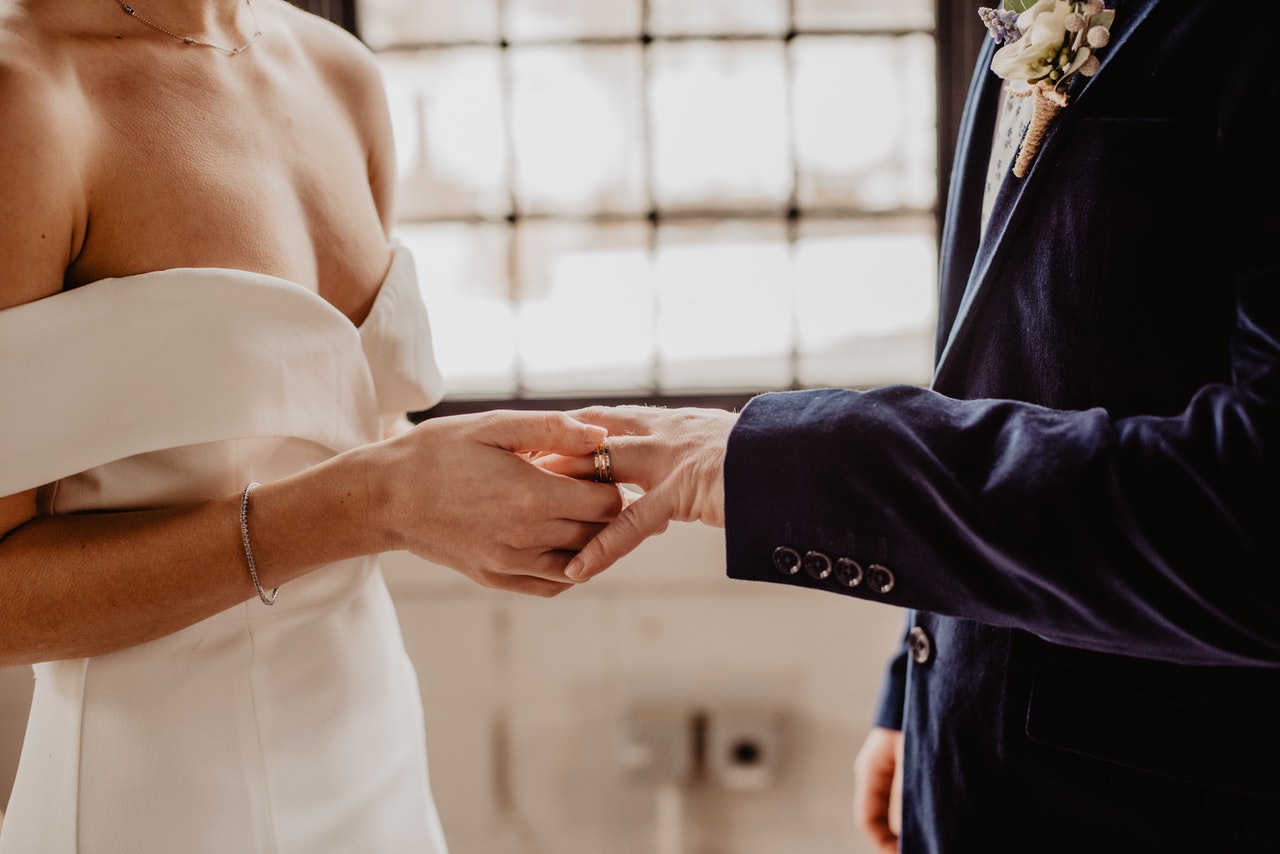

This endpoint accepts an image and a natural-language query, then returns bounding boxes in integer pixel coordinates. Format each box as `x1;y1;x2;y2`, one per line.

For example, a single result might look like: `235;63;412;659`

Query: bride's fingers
525;519;610;553
475;567;575;598
486;410;608;457
565;485;674;582
533;453;595;479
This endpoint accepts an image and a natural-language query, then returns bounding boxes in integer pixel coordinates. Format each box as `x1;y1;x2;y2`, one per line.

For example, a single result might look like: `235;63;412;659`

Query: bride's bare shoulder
270;0;397;223
273;0;382;86
0;1;93;141
0;3;89;308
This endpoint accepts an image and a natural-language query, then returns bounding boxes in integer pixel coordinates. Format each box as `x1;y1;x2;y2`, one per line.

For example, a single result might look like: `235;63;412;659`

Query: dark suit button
866;563;896;594
802;550;832;580
834;557;863;588
772;546;801;576
907;626;932;665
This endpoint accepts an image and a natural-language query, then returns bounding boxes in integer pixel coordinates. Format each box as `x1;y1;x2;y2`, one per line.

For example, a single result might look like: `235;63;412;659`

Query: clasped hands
379;406;736;596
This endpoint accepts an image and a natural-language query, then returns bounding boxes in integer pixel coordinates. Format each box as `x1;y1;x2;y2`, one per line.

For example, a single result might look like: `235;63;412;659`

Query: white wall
386;522;902;854
0;523;903;853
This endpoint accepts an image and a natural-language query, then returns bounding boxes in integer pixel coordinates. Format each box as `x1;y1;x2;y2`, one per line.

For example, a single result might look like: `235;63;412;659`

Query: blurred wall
0;523;903;853
386;522;902;854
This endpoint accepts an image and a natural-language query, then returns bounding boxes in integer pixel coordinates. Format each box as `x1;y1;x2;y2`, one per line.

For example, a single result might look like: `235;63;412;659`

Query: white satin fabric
0;247;448;853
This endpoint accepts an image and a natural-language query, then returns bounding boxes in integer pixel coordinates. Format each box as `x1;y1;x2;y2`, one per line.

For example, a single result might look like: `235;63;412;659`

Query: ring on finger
593;440;614;483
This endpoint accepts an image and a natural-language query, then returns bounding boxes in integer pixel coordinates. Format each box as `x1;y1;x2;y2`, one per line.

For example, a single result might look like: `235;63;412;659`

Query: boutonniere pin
979;0;1116;177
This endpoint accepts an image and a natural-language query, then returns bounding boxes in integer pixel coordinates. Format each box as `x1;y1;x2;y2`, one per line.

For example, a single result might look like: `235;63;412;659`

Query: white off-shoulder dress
0;247;449;853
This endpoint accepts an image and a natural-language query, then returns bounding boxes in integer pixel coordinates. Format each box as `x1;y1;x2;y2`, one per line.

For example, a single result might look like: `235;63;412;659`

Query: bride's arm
0;413;619;668
0;45;621;669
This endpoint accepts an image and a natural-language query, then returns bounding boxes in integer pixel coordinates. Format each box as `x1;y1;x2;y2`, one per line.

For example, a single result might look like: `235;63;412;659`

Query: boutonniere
979;1;1116;177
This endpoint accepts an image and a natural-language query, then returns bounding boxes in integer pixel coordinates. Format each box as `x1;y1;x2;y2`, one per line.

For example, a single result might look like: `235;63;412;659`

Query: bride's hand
367;411;624;596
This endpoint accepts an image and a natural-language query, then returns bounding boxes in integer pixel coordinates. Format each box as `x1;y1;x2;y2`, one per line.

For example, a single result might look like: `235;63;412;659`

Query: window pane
794;217;936;388
655;220;793;391
506;0;642;41
395;223;519;397
794;0;933;31
649;41;791;212
379;49;511;220
792;34;936;211
648;0;788;36
515;222;655;394
358;0;499;48
366;1;942;401
510;46;647;216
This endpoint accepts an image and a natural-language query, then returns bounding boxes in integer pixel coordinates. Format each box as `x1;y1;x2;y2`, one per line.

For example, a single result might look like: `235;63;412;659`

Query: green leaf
1091;10;1116;29
1003;0;1036;11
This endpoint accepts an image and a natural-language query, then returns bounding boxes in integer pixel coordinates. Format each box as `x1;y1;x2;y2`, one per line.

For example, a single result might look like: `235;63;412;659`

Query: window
356;0;942;408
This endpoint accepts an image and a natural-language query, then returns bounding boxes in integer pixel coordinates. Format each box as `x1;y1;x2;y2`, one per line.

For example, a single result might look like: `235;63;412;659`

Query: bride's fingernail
565;558;586;582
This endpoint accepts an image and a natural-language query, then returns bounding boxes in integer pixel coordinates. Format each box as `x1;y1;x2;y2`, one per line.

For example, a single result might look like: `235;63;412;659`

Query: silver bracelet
239;482;278;606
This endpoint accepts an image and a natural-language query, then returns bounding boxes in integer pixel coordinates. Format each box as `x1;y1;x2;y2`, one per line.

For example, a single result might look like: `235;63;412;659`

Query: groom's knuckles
571;405;653;436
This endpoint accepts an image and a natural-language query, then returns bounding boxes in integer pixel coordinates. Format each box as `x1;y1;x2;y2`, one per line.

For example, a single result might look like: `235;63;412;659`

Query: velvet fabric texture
724;2;1280;851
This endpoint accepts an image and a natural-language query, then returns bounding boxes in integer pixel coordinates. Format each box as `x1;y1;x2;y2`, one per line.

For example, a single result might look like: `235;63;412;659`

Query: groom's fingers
564;487;673;582
535;435;672;493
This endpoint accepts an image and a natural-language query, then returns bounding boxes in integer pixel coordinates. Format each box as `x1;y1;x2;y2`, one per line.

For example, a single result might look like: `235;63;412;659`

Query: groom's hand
853;727;904;853
550;406;738;582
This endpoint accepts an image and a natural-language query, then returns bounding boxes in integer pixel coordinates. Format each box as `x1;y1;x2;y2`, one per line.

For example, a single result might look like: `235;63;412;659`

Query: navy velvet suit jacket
723;2;1280;851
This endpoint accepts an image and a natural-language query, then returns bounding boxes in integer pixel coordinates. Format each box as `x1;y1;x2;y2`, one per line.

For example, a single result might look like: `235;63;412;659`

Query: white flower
990;0;1074;83
981;1;1117;177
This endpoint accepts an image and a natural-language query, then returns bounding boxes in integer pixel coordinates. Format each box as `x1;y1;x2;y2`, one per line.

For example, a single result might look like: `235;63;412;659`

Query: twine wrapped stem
1013;86;1068;178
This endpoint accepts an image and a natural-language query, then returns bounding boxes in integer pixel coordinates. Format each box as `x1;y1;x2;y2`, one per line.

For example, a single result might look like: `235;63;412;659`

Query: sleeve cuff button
802;550;833;580
771;546;802;576
866;563;896;594
834;557;863;588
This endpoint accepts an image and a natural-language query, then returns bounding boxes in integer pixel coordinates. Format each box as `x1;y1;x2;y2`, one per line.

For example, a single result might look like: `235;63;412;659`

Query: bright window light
363;2;939;401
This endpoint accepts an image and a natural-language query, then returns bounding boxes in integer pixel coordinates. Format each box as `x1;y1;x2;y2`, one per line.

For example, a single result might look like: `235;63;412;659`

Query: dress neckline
54;248;412;332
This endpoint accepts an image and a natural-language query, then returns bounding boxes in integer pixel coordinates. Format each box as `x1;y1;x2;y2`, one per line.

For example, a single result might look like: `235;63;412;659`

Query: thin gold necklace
114;0;263;57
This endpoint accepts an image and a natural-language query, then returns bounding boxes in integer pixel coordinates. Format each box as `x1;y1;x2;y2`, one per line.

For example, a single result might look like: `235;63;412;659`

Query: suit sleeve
723;241;1280;666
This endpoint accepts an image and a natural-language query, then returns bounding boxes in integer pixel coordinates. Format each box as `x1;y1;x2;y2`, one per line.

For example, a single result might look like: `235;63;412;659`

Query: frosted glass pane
394;223;518;397
648;0;788;36
655;221;793;391
506;0;642;40
379;49;511;220
650;42;791;212
515;222;654;394
358;0;499;48
794;218;936;387
510;46;647;216
792;35;936;211
794;0;933;31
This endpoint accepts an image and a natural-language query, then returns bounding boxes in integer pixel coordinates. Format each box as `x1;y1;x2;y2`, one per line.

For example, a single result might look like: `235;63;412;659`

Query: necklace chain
115;0;262;56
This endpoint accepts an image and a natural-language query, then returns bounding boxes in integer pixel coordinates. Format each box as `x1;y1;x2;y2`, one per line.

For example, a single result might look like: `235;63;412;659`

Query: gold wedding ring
593;440;614;483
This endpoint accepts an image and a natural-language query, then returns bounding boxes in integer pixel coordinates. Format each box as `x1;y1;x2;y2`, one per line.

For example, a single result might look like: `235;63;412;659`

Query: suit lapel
932;0;1159;390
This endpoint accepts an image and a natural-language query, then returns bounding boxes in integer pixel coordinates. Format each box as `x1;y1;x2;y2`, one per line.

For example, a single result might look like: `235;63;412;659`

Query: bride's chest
69;57;388;316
